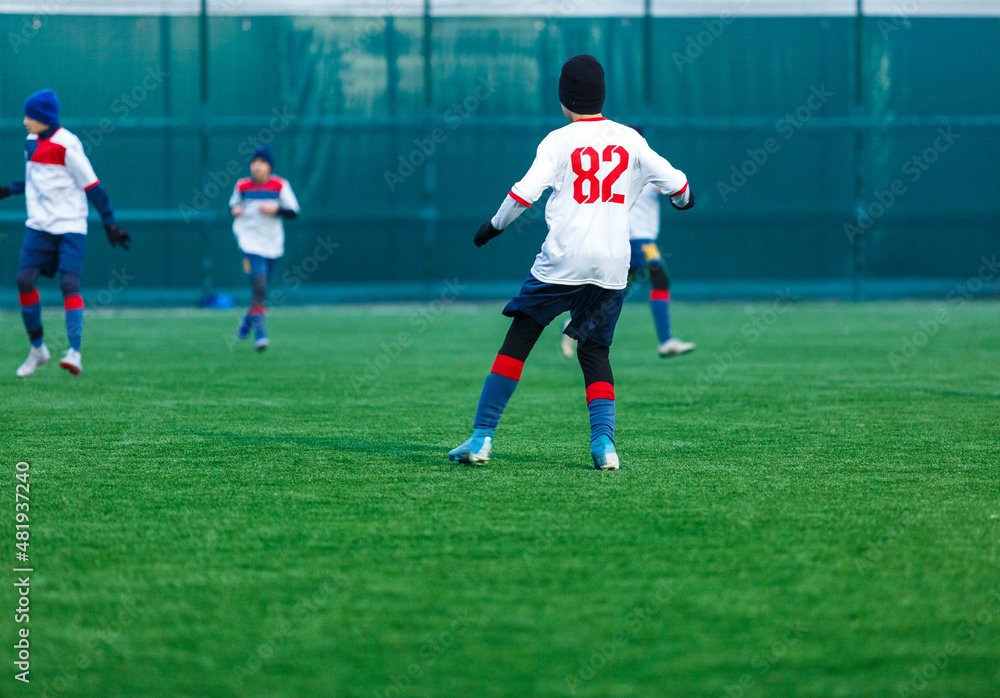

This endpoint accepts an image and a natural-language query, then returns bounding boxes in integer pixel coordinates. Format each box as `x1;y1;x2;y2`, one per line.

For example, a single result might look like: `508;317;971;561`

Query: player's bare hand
231;205;244;217
104;224;131;251
259;203;279;215
474;221;503;247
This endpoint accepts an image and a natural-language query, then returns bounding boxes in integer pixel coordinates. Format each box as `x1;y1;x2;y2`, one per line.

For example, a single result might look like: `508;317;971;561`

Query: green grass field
2;300;999;697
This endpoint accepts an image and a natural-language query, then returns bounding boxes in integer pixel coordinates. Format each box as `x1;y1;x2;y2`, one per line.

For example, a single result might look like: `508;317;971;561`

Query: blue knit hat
24;89;60;125
251;145;274;167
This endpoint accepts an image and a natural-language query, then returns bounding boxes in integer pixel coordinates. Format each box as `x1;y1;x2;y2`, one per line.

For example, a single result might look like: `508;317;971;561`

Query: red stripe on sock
19;290;40;307
64;295;84;311
491;354;524;381
249;306;267;315
586;381;615;403
650;289;670;302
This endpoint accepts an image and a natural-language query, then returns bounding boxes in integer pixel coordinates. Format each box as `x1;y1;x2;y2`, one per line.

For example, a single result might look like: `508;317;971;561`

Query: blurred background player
561;124;695;360
449;54;694;471
229;145;299;351
1;88;131;378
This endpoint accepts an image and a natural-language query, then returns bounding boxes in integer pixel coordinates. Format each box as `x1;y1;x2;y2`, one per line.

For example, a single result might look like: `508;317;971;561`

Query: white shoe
658;337;696;358
59;348;83;376
448;433;492;464
560;319;576;359
593;451;621;471
591;435;620;470
16;344;51;378
254;337;270;352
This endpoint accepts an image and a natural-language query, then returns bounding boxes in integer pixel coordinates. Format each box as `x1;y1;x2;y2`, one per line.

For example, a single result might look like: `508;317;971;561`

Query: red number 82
570;145;630;204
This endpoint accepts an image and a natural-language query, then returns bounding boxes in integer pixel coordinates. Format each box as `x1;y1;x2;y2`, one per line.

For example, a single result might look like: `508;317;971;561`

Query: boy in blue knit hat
229;144;299;351
0;88;131;377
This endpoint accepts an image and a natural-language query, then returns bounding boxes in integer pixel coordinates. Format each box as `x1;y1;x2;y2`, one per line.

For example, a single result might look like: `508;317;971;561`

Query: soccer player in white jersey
449;55;694;470
229;145;300;351
1;89;131;378
561;124;695;360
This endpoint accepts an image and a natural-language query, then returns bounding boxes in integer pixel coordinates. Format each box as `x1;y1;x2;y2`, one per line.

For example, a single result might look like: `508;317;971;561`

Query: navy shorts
628;238;662;274
241;253;277;278
19;228;87;278
503;274;625;347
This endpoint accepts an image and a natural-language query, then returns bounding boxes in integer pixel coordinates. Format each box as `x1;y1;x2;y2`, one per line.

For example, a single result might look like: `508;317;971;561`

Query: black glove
105;224;131;251
670;189;695;211
0;186;10;200
474;221;503;248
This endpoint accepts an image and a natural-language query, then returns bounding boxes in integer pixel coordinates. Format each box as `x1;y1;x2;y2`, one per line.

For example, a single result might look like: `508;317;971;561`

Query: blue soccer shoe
448;431;493;465
591;434;620;471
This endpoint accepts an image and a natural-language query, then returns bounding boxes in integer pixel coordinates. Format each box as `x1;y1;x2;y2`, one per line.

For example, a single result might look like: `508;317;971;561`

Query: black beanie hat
559;54;605;115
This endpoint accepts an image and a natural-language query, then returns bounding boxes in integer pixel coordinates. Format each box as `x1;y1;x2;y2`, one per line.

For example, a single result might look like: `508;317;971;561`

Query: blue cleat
591;434;620;470
237;314;252;341
448;430;493;464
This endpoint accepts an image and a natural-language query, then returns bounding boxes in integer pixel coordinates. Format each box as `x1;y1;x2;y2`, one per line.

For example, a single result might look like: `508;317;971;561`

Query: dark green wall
0;15;997;300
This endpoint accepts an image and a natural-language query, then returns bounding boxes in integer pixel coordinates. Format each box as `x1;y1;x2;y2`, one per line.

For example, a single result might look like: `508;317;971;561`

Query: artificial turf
1;300;998;697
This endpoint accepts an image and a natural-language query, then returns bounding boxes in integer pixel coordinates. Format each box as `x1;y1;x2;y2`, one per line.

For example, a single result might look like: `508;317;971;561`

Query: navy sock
249;306;266;336
472;355;523;434
650;290;671;343
586;383;616;448
65;295;84;351
20;290;43;348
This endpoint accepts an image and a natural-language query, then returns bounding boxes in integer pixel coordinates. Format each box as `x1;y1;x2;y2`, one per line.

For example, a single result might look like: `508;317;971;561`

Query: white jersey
24;127;100;235
499;117;688;290
229;175;300;259
628;183;662;241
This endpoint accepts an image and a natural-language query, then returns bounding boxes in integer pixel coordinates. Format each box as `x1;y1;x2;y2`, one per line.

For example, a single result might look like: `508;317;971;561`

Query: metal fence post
421;0;437;299
198;0;213;301
850;0;867;301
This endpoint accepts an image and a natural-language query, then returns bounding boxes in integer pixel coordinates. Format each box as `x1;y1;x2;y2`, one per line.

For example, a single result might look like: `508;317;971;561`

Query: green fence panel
0;14;997;302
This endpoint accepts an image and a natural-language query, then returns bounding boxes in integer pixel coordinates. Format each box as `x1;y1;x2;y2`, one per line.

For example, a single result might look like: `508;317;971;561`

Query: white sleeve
639;140;690;209
229;186;241;208
509;135;559;206
491;195;528;230
64;136;99;190
278;179;300;213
